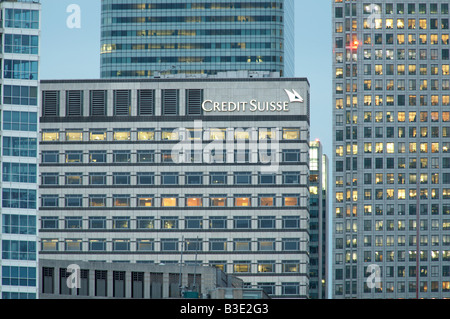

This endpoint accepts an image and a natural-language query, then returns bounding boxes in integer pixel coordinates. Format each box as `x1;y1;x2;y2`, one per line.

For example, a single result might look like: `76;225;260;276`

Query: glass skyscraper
0;0;40;299
333;0;450;298
100;0;294;78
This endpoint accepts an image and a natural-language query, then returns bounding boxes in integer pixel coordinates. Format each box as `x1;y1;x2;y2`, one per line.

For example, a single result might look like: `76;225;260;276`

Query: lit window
113;129;130;141
283;128;300;140
186;196;202;207
137;196;153;207
161;129;179;141
209;128;226;140
90;130;106;141
284;196;299;207
235;196;251;207
66;131;82;141
137;129;155;141
161;197;177;207
43;131;59;141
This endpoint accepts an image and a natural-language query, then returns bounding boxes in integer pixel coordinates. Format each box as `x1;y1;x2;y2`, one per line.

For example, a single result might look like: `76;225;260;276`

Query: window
113;90;131;116
234;172;252;185
65;151;83;163
90;130;107;141
137;196;153;207
113;217;130;229
186;89;203;115
137;173;154;185
186;173;203;185
113;172;130;185
210;217;227;229
42;130;59;142
283;128;300;140
185;217;203;229
234;195;251;207
210;195;227;207
66;130;83;141
66;90;83;116
137;90;155;115
65;173;82;185
234;216;252;229
137;129;155;141
89;151;106;163
90;90;107;116
89;173;106;185
283;172;300;184
41;195;59;208
161;128;179;141
113;129;130;141
259;173;276;184
210;239;227;252
89;217;106;229
161;173;178;185
259;195;275;207
186;196;202;207
42;173;59;185
113;151;131;163
137;150;155;163
283;195;300;207
137;217;154;229
210;172;227;185
162;217;178;229
258;216;276;229
161;196;178;207
162;89;179;115
89;195;106;207
4;137;37;158
113;195;130;207
65;195;83;207
3;85;38;106
4;60;38;80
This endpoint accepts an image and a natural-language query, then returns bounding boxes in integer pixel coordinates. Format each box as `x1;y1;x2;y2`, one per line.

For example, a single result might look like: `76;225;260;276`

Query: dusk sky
40;0;332;157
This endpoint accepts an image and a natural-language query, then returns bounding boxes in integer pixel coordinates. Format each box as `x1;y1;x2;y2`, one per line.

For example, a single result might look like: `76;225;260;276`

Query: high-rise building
100;0;295;78
332;0;450;298
309;140;329;299
38;73;311;298
0;0;41;300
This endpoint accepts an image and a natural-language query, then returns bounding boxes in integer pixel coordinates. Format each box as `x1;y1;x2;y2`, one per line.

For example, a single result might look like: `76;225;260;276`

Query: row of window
104;2;284;11
338;48;449;63
41;171;302;186
102;28;276;38
337;188;450;202
40;237;303;253
336;252;450;265
101;42;278;54
336;63;450;80
3;111;38;132
4;34;39;55
339;142;450;156
1;266;36;288
340;111;450;125
40;215;302;230
40;194;303;208
41;149;303;164
337;17;450;32
335;2;449;16
42;127;302;142
4;9;40;29
335;157;450;172
337;235;450;249
336;281;450;295
335;203;450;217
109;15;283;24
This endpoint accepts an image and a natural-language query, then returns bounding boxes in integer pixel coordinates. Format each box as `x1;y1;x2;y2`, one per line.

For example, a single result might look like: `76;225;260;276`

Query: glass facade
100;0;294;78
333;0;450;298
0;0;41;300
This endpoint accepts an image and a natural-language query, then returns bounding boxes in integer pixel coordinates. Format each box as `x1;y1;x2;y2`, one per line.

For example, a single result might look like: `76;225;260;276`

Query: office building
100;0;295;78
332;0;450;298
38;72;310;298
309;140;328;299
0;0;41;300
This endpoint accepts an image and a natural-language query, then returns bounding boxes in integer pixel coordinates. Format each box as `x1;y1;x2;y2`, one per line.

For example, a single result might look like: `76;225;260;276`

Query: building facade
100;0;295;78
39;259;269;299
0;0;41;300
38;74;310;298
309;140;328;299
332;0;450;298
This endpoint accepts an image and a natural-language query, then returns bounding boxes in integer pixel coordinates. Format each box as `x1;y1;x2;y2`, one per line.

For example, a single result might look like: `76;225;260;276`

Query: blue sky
40;0;332;157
